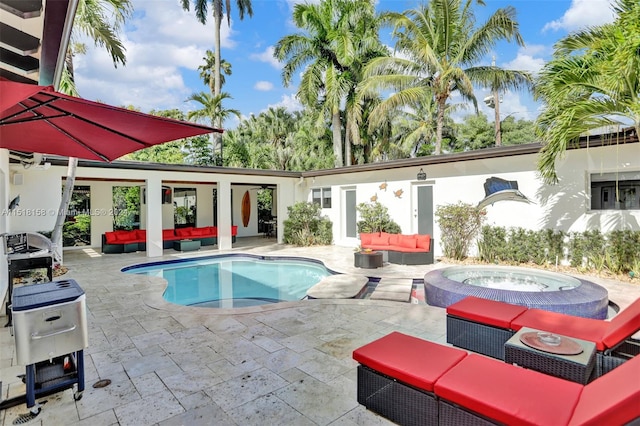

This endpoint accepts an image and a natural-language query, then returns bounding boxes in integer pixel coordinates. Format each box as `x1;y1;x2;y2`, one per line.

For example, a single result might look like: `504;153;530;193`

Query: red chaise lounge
353;331;640;425
446;295;640;374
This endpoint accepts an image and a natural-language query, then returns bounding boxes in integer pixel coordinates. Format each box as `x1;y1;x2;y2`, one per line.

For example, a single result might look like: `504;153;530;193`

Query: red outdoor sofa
353;331;640;425
101;226;238;253
359;232;434;265
446;295;640;374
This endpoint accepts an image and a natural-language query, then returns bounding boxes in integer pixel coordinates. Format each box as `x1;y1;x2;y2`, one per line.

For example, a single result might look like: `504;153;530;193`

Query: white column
145;177;163;257
217;180;232;250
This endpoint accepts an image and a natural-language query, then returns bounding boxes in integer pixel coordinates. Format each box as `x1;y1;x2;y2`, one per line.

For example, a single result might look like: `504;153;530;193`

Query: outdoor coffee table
173;239;201;252
504;327;596;384
354;251;383;269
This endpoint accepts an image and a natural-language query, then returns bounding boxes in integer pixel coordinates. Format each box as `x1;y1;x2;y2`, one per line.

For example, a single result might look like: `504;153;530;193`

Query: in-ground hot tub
424;265;609;319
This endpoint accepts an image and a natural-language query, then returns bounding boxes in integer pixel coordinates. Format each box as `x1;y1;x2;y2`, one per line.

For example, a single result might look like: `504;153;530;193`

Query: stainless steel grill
12;280;88;365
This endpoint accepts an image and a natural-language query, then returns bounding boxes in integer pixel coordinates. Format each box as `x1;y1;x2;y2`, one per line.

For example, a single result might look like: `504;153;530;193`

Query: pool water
123;255;334;308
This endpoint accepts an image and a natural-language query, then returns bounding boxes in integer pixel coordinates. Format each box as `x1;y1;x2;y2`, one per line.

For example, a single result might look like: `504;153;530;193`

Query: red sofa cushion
414;234;431;251
569;355;640;426
371;234;389;245
114;230;136;242
385;232;400;245
447;296;528;329
435;354;582;426
206;226;218;236
104;232;118;244
175;228;193;237
359;232;378;246
398;235;417;249
232;225;238;236
601;297;640;350
352;332;467;392
192;227;208;236
135;229;146;240
511;309;609;351
162;229;176;239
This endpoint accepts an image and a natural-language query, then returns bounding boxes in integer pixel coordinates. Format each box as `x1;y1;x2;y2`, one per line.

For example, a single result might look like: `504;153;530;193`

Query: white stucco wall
312;143;640;257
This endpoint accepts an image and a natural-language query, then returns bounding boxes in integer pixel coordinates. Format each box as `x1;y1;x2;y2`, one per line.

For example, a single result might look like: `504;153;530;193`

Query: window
312;188;332;208
174;188;197;227
590;171;640;210
113;186;141;230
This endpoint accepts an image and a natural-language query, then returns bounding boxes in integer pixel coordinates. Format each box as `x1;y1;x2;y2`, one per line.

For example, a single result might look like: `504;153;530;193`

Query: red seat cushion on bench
352;331;467;392
511;309;609;350
447;296;528;329
601;297;640;351
569;355;640;426
435;354;582;426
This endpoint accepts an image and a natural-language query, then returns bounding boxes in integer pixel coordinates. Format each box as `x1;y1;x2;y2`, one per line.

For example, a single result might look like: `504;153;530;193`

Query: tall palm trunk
435;96;447;155
493;86;502;146
331;110;343;167
213;1;223;164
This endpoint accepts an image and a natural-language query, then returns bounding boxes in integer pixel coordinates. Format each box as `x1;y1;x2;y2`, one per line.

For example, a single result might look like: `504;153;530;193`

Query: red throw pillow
399;236;417;249
105;232;117;244
415;234;431;251
114;230;131;241
162;229;175;238
359;233;377;246
175;228;191;237
388;233;400;246
371;234;389;245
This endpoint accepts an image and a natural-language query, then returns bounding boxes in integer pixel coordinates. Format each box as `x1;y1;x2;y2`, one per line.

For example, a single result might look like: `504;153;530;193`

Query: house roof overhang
0;0;77;86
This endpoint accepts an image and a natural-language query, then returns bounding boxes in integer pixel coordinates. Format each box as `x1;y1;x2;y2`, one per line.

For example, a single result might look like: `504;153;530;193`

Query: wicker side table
354;251;383;269
504;327;596;384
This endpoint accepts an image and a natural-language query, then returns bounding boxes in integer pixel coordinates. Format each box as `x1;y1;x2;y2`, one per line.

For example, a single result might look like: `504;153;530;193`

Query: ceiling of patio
0;0;76;86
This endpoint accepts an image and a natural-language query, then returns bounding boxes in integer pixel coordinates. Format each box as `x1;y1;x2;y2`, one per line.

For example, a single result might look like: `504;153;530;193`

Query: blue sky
74;0;617;130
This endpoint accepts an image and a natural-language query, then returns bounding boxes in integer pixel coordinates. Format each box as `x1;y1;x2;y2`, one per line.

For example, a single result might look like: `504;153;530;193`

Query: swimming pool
122;254;335;308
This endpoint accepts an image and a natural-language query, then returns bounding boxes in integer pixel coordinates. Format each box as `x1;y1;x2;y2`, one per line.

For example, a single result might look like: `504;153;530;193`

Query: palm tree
186;92;241;165
53;0;132;263
480;57;533;146
179;0;252;101
535;0;640;184
180;0;253;165
198;50;232;93
274;0;385;167
360;0;526;155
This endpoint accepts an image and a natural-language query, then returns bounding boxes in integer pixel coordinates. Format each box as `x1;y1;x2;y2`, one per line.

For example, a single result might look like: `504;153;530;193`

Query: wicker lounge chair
353;332;640;425
446;296;640;375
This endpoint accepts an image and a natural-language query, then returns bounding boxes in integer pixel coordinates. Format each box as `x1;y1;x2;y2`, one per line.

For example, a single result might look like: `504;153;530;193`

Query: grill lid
12;279;84;311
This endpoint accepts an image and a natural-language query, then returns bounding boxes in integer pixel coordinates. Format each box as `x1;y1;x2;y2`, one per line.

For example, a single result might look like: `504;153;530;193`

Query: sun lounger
446;295;640;374
353;332;640;425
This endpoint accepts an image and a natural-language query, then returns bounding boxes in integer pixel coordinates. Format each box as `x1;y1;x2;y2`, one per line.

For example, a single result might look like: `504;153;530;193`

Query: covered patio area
1;240;639;425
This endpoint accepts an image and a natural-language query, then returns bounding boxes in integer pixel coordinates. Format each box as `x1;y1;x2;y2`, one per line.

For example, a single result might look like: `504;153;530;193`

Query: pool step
370;278;413;302
306;274;369;299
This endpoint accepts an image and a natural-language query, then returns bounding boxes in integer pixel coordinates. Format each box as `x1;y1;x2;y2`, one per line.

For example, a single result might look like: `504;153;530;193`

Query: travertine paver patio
1;238;639;425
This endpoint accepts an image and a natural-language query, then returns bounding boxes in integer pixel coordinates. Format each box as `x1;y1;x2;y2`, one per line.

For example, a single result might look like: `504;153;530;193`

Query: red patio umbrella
0;80;220;161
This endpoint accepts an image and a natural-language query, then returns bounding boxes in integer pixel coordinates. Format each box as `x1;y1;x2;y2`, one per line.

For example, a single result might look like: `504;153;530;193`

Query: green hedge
478;226;640;276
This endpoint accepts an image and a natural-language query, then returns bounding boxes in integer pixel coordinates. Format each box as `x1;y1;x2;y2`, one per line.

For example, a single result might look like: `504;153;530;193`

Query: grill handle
31;324;77;339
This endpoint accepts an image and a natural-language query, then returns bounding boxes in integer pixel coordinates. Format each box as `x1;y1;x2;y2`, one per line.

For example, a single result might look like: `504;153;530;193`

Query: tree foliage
535;0;640;183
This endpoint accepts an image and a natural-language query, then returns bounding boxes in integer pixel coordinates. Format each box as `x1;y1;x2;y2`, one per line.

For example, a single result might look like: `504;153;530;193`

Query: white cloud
255;81;274;91
267;94;303;112
503;52;546;75
543;0;616;32
250;46;282;69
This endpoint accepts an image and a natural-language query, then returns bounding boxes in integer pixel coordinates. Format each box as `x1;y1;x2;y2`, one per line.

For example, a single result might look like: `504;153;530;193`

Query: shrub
283;202;333;246
356;202;401;234
436;202;486;260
